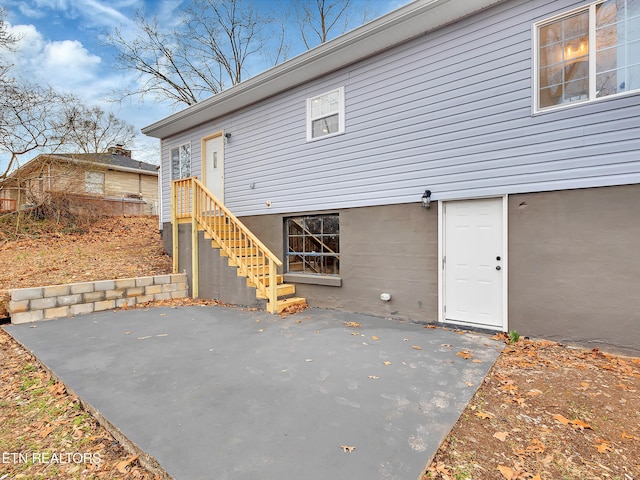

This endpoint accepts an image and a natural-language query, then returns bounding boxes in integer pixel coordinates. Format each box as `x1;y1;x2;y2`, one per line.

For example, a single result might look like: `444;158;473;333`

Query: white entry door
204;135;224;202
442;197;505;330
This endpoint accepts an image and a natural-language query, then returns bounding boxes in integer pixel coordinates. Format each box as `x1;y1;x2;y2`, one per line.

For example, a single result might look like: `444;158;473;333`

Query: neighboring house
142;0;640;353
0;146;159;216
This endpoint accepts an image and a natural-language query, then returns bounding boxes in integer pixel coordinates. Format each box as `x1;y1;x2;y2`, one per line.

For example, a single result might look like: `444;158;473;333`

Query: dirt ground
1;214;639;479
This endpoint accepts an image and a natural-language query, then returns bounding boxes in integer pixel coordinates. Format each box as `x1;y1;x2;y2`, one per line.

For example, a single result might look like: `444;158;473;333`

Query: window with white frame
306;87;345;141
170;143;191;180
536;0;640;111
85;171;104;195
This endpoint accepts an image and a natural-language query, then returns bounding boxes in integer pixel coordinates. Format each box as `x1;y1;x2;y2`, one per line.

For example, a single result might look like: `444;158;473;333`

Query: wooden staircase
172;177;305;313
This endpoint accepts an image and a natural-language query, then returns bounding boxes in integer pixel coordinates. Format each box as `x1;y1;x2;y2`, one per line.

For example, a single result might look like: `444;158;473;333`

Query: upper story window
306;87;345;141
171;143;191;180
535;0;640;112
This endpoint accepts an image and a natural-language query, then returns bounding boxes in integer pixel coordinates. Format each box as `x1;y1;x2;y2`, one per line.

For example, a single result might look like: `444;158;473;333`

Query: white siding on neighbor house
160;0;640;222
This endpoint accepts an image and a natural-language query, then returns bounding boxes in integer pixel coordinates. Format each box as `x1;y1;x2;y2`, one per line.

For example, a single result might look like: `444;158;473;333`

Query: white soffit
142;0;505;139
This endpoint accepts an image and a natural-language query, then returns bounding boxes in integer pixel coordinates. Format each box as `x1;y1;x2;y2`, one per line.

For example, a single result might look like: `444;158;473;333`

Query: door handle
496;266;501;271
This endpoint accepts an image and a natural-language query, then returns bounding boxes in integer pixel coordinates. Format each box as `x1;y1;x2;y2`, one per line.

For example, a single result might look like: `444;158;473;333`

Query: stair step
212;239;249;249
271;297;307;314
247;275;283;287
256;283;295;299
228;255;266;268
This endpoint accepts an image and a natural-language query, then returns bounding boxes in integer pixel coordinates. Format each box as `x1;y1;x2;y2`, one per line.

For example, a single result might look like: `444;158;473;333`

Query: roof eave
141;0;505;139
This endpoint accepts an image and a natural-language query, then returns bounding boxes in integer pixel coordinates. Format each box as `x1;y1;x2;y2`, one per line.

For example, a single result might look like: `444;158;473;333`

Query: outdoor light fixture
224;132;232;143
421;190;432;209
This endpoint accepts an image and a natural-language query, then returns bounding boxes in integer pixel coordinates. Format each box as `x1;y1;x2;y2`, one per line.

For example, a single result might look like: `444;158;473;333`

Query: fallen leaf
424;324;437;329
116;454;139;474
350;332;359;336
571;419;592;430
383;361;391;366
596;440;613;453
136;336;152;340
552;414;570;425
475;411;494;420
412;345;422;350
465;381;474;387
340;445;355;453
493;431;509;441
344;322;361;328
527;389;543;396
371;336;380;341
457;351;472;359
40;426;53;439
472;359;482;363
531;475;542;480
368;375;379;380
497;464;514;479
622;431;637;440
159;313;167;316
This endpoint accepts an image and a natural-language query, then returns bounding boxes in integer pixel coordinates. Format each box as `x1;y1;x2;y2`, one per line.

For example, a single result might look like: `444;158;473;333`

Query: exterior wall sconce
224;132;232;143
421;189;432;208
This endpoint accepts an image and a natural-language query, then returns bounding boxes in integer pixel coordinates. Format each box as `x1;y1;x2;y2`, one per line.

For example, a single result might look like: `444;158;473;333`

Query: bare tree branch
105;0;278;107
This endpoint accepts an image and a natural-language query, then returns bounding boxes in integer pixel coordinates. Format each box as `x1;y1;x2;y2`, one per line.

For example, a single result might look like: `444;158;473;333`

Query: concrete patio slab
5;306;502;480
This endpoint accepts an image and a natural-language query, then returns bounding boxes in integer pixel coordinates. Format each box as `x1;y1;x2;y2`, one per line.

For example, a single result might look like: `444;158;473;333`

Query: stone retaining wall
8;274;188;324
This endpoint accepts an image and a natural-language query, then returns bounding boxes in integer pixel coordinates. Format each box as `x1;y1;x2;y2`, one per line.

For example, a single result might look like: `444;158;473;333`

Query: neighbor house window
286;215;339;275
171;143;191;180
536;0;640;111
306;87;345;141
85;171;104;195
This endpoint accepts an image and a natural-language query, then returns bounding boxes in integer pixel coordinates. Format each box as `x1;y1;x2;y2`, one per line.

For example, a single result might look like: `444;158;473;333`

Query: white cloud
43;39;101;73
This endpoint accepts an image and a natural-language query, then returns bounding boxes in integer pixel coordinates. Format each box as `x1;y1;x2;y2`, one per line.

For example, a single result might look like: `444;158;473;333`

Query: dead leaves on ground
424;337;640;480
0;329;163;480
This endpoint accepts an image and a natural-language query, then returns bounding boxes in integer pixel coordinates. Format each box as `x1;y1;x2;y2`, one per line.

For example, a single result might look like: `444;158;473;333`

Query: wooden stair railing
171;177;303;314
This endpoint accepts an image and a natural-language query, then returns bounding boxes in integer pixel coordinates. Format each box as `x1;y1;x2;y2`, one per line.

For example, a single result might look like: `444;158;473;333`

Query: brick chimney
108;144;132;158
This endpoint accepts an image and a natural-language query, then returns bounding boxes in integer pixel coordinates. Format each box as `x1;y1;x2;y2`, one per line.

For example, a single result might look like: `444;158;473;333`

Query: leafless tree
295;0;377;49
60;103;136;154
105;0;278;107
0;80;72;179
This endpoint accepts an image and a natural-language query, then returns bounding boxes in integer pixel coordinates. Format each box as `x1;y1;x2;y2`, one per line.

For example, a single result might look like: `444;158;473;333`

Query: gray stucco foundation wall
172;224;265;308
240;203;439;322
508;185;640;355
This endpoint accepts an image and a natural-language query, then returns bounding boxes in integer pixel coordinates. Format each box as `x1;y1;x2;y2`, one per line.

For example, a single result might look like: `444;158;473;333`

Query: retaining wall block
115;279;136;289
30;297;58;310
11;310;44;324
11;287;43;302
135;277;154;287
70;303;94;316
126;287;145;297
94;299;116;312
57;294;83;306
104;289;125;300
8;300;29;314
94;280;116;292
44;306;70;320
84;291;106;302
43;285;70;297
145;285;163;295
71;282;95;294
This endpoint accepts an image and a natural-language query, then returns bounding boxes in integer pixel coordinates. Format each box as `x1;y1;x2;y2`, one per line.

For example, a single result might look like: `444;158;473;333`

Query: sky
0;0;406;172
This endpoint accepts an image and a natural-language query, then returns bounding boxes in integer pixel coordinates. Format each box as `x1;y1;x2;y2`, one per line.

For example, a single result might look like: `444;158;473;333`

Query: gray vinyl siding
160;0;640;222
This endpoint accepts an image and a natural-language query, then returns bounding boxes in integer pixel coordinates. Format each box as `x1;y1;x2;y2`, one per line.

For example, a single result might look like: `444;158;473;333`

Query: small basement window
285;214;339;276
